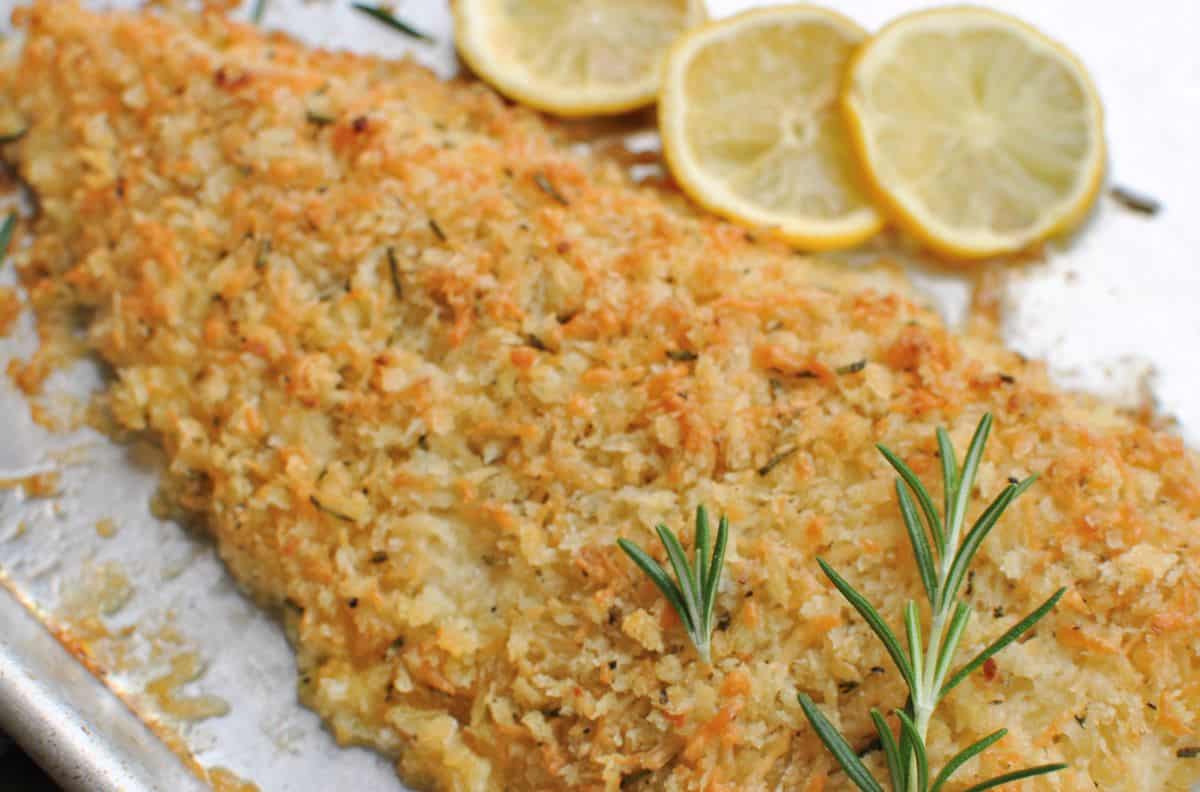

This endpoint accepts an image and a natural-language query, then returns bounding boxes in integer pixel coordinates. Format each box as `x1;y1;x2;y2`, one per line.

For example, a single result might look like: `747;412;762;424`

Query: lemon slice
658;5;883;250
453;0;706;118
842;7;1106;260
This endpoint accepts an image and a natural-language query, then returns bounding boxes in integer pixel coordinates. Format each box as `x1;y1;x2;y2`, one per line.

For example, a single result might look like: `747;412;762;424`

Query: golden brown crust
4;3;1198;790
0;286;21;336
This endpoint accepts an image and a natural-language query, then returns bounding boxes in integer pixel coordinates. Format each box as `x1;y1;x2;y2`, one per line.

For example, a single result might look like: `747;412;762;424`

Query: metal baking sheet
0;1;1197;790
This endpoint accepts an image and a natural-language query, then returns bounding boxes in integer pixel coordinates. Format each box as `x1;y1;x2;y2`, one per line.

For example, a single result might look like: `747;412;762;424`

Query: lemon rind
659;5;884;250
841;6;1106;261
454;0;706;118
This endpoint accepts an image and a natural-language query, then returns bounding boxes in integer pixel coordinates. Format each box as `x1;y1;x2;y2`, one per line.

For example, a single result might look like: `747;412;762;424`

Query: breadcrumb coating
3;3;1197;790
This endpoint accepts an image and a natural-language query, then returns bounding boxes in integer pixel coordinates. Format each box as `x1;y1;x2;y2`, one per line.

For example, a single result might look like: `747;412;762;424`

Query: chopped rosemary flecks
525;334;547;351
255;238;271;270
757;446;797;477
1109;185;1161;216
306;110;336;126
387;247;402;299
666;349;698;362
836;359;867;375
0;213;15;266
351;3;434;43
534;172;570;206
798;413;1068;792
1177;747;1200;759
250;0;268;23
428;218;447;242
0;127;27;145
310;495;354;522
617;506;729;664
620;769;653;789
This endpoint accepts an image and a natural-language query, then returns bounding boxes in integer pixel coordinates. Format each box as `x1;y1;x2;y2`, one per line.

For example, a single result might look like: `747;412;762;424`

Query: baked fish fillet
3;3;1197;790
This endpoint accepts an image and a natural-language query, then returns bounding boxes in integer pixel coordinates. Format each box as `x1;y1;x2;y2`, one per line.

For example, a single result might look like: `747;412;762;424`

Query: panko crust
3;3;1198;790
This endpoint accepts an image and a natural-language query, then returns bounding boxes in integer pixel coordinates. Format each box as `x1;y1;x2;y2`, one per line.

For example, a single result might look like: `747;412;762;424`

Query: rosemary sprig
351;3;435;43
617;506;729;664
799;413;1067;791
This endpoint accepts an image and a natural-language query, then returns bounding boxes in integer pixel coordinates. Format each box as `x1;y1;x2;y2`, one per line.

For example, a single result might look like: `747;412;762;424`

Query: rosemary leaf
930;728;1008;792
960;763;1069;792
870;709;903;791
1110;184;1161;216
941;587;1066;697
896;709;929;791
817;559;915;689
534;172;569;206
352;3;435;43
941;482;1021;604
835;359;867;375
797;695;884;792
896;479;938;605
250;0;268;23
656;523;703;631
946;413;992;539
935;427;957;539
932;602;972;693
701;516;728;638
616;539;691;631
904;601;924;686
0;213;15;266
694;506;711;597
757;446;797;477
429;218;447;242
878;443;944;553
897;697;917;786
387;247;402;299
943;475;1035;605
666;349;698;362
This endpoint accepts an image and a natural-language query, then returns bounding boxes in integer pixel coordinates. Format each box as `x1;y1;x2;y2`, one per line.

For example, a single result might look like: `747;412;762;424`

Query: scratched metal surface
0;1;1197;791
